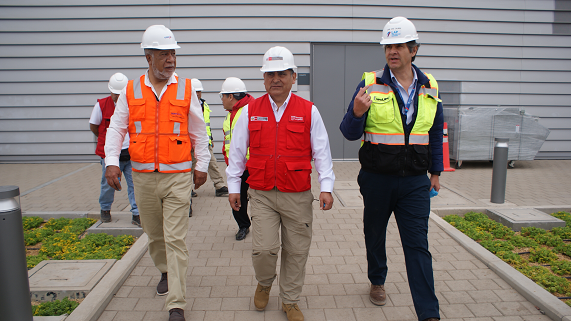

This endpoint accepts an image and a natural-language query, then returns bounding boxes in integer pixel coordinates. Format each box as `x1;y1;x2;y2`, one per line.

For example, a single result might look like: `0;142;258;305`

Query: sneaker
282;302;304;321
254;283;271;311
191;190;197;197
157;273;168;296
369;284;386;306
235;227;249;241
100;210;111;223
189;204;193;217
169;308;185;321
131;215;141;228
215;186;229;197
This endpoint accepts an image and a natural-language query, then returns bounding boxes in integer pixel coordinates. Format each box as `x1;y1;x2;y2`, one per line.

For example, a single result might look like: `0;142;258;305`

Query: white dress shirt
226;91;335;194
390;67;418;125
104;70;210;172
89;101;129;150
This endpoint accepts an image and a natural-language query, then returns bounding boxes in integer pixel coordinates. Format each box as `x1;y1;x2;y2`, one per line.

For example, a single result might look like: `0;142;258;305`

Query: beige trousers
191;145;225;189
132;171;191;310
249;187;314;304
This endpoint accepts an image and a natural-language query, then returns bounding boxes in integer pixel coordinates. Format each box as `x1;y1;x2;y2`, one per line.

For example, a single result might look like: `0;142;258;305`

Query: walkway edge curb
431;213;571;321
64;233;148;321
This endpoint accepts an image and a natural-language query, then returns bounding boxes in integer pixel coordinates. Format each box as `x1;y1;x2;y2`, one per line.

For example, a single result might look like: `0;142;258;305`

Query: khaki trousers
132;171;191;310
191;145;225;189
249;187;314;304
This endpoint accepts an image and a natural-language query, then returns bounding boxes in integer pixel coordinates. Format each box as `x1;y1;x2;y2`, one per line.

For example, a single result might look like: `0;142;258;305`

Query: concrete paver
2;160;571;320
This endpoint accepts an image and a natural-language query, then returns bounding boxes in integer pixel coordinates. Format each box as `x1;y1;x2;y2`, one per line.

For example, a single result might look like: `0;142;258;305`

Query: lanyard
396;85;416;114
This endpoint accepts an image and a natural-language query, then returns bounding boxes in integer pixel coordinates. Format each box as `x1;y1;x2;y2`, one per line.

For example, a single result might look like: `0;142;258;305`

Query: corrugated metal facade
0;1;570;162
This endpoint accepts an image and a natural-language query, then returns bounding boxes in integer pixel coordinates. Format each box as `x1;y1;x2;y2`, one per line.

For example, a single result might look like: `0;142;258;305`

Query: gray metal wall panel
0;1;569;162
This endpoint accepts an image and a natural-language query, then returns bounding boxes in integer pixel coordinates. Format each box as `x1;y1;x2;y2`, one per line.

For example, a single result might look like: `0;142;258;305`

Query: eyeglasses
219;93;224;99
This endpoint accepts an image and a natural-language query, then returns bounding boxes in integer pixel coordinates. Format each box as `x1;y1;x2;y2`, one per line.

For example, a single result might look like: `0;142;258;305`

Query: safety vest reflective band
126;75;193;173
246;93;313;193
362;69;440;146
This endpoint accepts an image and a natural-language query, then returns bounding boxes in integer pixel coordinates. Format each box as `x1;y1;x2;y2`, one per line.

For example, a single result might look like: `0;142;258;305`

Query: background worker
190;78;228;200
104;25;210;321
226;46;335;321
339;16;443;321
220;77;255;240
89;72;140;227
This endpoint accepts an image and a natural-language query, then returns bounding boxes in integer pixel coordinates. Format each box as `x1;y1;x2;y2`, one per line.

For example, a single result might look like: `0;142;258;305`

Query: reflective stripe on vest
362;70;439;146
131;161;192;172
134;121;142;134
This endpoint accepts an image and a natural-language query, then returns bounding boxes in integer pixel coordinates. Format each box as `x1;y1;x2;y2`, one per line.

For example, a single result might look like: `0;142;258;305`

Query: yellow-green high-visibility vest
203;101;213;146
362;70;441;146
222;107;249;160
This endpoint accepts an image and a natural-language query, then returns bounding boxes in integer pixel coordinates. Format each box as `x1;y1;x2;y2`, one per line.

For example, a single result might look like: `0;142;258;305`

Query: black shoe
215;186;229;197
157;273;168;296
100;210;111;223
235;227;249;240
189;204;193;217
169;308;185;321
131;215;141;228
191;190;197;197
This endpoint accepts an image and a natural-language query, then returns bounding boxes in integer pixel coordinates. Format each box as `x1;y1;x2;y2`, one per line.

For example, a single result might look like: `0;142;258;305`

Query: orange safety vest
246;93;313;193
126;75;193;173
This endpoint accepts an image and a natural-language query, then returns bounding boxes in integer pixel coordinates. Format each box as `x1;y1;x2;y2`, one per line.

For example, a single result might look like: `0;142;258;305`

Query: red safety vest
246;93;313;193
126;75;193;173
95;96;115;158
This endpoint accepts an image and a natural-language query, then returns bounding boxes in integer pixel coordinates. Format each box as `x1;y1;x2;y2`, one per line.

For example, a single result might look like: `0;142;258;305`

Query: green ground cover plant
444;211;571;306
32;297;79;316
23;216;137;316
24;217;135;269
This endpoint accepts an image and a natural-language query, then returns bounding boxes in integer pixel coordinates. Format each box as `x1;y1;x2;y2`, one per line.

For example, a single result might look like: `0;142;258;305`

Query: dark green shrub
529;247;559;264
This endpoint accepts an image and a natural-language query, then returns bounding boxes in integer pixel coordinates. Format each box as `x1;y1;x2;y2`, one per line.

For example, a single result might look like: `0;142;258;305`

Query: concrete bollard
491;138;509;204
0;186;33;321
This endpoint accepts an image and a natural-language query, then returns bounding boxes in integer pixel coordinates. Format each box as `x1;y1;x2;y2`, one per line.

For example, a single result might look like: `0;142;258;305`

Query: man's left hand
194;170;207;189
319;192;334;210
430;174;440;192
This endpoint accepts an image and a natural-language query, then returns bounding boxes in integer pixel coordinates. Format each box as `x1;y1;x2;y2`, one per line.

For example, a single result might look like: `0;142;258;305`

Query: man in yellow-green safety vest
220;77;255;241
188;79;228;217
340;16;443;321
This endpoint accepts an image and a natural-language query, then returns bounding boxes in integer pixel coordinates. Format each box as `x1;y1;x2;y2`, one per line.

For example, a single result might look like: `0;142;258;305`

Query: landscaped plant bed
444;211;571;306
23;216;136;316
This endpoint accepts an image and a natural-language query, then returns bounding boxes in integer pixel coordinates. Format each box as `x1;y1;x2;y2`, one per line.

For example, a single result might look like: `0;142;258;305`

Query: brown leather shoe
169;308;185;321
254;283;272;310
282;302;304;321
369;284;386;306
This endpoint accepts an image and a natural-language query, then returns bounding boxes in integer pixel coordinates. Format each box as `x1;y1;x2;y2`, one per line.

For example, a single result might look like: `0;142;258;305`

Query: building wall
0;1;569;162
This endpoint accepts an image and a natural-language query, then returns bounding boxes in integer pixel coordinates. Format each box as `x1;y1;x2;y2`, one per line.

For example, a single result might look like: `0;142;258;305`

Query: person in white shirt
226;46;335;321
103;25;210;321
88;73;140;227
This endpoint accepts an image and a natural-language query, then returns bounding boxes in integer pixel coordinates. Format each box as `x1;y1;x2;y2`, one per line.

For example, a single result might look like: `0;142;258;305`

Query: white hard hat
260;46;297;73
191;78;204;91
108;73;128;94
380;16;419;45
220;77;247;94
140;25;181;50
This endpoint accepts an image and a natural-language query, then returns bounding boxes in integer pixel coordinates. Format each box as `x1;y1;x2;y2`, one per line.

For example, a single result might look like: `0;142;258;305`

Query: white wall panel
0;1;569;162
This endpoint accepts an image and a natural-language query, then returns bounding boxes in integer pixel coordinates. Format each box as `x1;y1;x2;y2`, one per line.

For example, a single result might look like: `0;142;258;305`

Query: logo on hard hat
164;36;172;39
387;30;401;38
267;57;283;61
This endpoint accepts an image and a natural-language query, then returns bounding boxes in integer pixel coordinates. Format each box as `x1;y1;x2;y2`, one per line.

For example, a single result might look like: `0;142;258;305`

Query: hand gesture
353;85;372;118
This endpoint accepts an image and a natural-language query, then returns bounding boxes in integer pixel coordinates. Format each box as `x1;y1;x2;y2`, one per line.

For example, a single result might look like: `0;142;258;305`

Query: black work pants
358;169;439;321
233;170;251;229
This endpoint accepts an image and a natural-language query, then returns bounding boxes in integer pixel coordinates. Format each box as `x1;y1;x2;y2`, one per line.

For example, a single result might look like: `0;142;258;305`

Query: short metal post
491;138;509;204
0;186;33;321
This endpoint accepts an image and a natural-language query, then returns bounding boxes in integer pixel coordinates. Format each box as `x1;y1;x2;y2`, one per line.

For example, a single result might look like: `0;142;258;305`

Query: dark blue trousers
358;169;439;321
